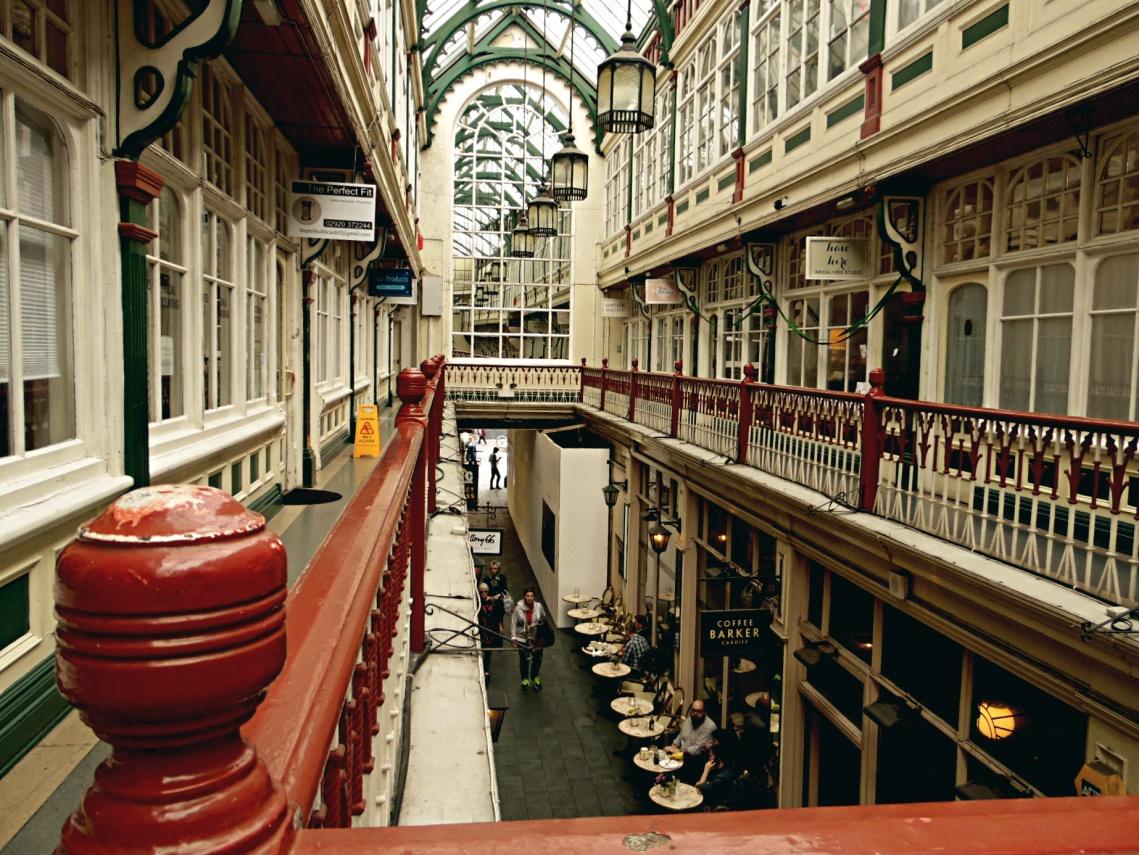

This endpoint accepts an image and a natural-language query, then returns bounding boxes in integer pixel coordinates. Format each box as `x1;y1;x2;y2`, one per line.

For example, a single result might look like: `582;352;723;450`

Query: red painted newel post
859;367;886;512
600;357;609;412
670;359;683;438
580;357;587;402
55;485;292;854
396;368;429;655
629;358;639;423
738;362;757;465
420;357;440;515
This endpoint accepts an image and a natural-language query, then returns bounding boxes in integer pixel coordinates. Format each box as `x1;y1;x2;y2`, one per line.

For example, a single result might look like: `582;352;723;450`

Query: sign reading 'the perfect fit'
699;609;772;656
287;180;376;242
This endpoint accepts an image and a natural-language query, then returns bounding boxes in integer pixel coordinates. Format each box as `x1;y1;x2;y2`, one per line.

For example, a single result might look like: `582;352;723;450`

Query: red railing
450;361;1139;607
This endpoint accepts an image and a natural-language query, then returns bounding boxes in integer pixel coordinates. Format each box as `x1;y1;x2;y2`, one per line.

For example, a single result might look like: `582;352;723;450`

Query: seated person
695;739;738;809
618;614;651;672
666;700;716;781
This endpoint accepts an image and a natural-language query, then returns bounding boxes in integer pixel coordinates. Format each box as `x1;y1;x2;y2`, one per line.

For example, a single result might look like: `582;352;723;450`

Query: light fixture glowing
976;702;1025;740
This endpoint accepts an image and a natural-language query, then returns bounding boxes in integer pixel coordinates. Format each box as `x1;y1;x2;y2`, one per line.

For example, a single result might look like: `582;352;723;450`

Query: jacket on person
511;601;546;645
477;597;505;644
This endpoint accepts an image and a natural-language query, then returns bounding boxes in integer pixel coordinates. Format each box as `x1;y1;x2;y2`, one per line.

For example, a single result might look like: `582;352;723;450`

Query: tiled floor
481;508;651;822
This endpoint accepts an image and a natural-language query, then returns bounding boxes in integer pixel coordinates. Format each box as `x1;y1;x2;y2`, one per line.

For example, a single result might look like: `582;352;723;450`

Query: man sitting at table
666;700;717;781
618;614;651;672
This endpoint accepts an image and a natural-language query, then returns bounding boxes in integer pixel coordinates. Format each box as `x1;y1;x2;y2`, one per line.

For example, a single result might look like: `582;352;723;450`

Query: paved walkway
481;508;648;822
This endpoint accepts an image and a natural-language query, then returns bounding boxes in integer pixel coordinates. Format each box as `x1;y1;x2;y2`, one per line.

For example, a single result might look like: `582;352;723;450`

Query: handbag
535;614;556;648
501;590;514;615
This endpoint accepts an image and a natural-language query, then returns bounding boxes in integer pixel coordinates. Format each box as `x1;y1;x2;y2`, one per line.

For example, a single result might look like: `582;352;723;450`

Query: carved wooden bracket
116;0;243;158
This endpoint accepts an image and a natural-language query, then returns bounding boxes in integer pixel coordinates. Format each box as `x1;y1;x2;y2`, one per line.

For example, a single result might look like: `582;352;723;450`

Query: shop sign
699;609;771;656
805;236;869;281
468;529;503;555
367;266;415;302
645;277;682;304
602;297;628;317
287;180;376;241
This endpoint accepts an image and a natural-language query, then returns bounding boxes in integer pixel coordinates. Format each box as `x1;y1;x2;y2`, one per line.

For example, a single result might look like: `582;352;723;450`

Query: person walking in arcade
511;587;548;690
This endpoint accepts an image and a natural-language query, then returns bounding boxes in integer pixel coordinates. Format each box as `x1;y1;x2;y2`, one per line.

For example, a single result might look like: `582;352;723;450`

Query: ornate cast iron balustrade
447;361;1139;608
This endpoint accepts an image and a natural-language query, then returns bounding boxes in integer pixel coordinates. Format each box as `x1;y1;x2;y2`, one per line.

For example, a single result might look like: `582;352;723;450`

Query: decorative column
859;0;888;139
395;369;428;654
55;485;291;854
115;162;163;488
859;367;886;512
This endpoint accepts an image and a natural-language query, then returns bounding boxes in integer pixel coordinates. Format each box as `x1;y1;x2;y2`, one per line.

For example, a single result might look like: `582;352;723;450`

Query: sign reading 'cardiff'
699;609;772;656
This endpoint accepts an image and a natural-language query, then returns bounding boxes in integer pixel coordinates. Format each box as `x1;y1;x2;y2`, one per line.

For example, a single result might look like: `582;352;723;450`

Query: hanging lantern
550;132;588;202
597;26;656;134
976;702;1027;740
510;212;535;258
527;186;558;236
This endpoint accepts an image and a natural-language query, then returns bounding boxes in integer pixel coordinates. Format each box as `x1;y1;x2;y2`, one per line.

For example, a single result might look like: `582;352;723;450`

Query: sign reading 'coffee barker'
699;609;772;656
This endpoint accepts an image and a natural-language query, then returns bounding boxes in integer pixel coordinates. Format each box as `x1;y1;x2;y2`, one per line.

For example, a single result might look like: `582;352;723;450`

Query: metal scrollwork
877;195;925;291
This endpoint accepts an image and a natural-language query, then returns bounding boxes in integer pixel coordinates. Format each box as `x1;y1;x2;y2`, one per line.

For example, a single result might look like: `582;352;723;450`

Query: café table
649;782;703;811
562;592;592;604
618;714;669;740
633;750;684;775
733;658;757;674
574;622;610;637
592;661;631;679
567;607;602;620
611;696;653;717
581;641;620;658
745;690;770;709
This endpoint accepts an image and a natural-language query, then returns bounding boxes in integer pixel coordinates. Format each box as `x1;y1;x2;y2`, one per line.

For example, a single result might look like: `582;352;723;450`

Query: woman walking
511;587;547;690
477;582;505;678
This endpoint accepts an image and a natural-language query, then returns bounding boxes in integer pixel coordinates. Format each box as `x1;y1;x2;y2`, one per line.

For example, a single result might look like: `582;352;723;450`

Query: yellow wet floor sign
354;405;381;457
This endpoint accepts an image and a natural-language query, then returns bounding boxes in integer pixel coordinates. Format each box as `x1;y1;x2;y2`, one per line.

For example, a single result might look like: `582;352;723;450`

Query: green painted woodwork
826;93;864;128
892;51;933;90
962;4;1009;50
736;1;750;148
248;483;284;521
749;149;772;173
0;573;29;651
695;186;710;204
118;0;243;158
868;0;887;57
676;198;689;214
120;193;152;488
626;136;634;228
645;220;653;232
717;172;736;191
321;428;350;462
0;657;71;779
784;125;811;153
632;228;640;239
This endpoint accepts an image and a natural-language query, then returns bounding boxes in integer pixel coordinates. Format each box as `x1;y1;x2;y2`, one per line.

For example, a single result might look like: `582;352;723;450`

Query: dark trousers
482;634;502;671
490;466;501;488
518;645;544;679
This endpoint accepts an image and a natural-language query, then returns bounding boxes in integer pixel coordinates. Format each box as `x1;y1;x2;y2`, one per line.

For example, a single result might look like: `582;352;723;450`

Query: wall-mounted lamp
487;689;510;742
976;702;1028;740
835;194;857;211
773;196;788;211
793;638;836;668
864;700;915;730
601;479;627;508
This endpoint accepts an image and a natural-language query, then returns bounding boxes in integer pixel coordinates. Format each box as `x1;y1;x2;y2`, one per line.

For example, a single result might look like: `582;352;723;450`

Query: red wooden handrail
292;795;1139;854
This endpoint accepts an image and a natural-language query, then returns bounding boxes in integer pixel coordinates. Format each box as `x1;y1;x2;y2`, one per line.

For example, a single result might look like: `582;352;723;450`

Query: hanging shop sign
468;529;504;555
805;236;869;281
699;609;772;656
602;297;628;317
287;180;376;241
646;277;682;304
368;266;416;304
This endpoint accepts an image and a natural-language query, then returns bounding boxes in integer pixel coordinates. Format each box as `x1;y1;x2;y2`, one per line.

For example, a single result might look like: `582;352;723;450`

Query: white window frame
201;208;236;411
146;185;188;423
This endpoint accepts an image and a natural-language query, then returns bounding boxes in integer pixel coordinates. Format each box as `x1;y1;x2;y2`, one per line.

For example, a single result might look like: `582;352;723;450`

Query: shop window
246;237;268;401
806;559;824;627
0;99;75;457
1088;254;1139;420
881;605;961;724
942;177;994;264
999;264;1073;414
750;5;780;134
0;0;75;81
201;66;235;197
201;209;234;410
785;0;820;110
944;283;987;407
828;573;873;663
825;290;868;392
874;687;957;804
718;16;741;158
1005;154;1081;253
245;117;268;222
803;703;861;806
1094;128;1139;236
970;655;1087;796
147;186;185;422
541;500;555;570
785;297;819;387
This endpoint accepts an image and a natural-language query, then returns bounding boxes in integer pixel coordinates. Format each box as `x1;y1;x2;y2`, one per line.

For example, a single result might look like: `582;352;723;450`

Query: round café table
649;782;703;811
562;593;592;605
574;622;610;637
633;752;684;775
611;696;653;717
618;714;668;740
581;642;619;658
733;658;757;674
567;607;602;620
592;661;631;679
745;690;770;709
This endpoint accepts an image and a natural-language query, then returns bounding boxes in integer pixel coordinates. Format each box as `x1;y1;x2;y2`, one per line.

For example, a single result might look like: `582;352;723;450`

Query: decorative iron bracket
630;280;651;320
302;237;332;268
115;0;242;158
1081;607;1139;641
670;263;705;321
738;241;777;325
1065;105;1094;159
877;195;925;291
351;226;390;291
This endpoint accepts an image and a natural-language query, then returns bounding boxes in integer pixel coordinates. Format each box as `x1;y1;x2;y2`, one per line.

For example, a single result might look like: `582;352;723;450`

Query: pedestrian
481;560;508;604
489;446;502;489
511;587;548;690
478;428;487;445
477;582;505;678
465;440;478;467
